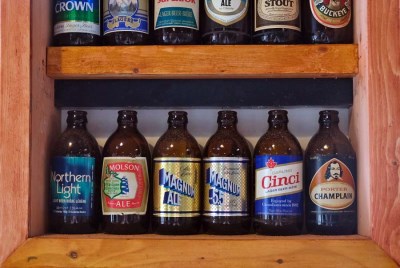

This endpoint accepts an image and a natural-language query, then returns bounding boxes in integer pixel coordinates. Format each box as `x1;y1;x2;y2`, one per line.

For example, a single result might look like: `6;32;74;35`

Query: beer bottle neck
267;110;289;131
167;111;188;130
269;122;288;131
117;110;138;130
217;110;238;131
66;110;88;130
318;110;340;131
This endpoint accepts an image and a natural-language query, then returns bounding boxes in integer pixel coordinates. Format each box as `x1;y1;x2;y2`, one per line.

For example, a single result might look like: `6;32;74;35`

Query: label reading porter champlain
203;157;249;217
101;157;149;215
255;155;303;216
50;156;95;216
153;157;201;217
310;0;351;29
255;0;300;32
205;0;248;26
103;0;149;35
53;0;100;35
309;157;355;211
154;0;199;30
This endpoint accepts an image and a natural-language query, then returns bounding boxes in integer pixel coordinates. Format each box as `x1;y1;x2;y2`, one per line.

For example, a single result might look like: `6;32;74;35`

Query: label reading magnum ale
53;0;100;35
309;158;355;210
205;0;248;26
103;0;149;35
50;156;95;216
101;157;149;215
255;155;303;216
154;0;199;30
310;0;351;28
255;0;300;32
203;157;249;217
153;157;201;217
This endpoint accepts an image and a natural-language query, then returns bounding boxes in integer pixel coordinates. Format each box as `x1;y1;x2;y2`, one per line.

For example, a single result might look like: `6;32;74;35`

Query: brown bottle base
254;216;303;236
252;29;302;44
203;216;251;235
201;30;250;45
50;216;98;234
153;28;199;45
103;32;149;46
53;33;101;46
152;216;201;235
103;215;149;235
307;224;357;235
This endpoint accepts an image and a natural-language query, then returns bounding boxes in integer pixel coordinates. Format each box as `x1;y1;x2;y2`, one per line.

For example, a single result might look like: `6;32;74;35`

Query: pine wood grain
0;0;31;264
2;236;397;268
368;0;400;264
46;45;358;79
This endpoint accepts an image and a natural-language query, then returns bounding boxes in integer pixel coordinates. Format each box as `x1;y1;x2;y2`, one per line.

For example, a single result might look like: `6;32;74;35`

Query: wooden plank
0;0;31;264
368;0;400;264
30;0;60;237
46;45;358;79
3;236;397;268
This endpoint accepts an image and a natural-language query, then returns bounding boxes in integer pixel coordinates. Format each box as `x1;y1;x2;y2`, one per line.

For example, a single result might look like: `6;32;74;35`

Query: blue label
103;0;148;35
155;7;197;29
50;156;95;216
255;155;303;216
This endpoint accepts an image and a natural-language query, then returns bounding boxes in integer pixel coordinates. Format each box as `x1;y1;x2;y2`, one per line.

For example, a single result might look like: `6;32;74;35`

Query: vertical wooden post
0;0;31;263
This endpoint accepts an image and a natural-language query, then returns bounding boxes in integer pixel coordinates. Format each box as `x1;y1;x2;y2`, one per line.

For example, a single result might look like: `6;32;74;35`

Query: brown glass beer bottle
305;110;357;235
254;110;303;235
302;0;353;43
203;111;251;235
101;110;151;234
152;111;202;234
50;110;102;233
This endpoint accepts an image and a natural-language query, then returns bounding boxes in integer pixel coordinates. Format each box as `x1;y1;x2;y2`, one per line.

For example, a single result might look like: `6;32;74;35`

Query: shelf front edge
46;45;358;79
3;235;397;268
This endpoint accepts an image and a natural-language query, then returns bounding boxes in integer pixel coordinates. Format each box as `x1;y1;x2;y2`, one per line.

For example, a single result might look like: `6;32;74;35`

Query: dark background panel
55;79;353;108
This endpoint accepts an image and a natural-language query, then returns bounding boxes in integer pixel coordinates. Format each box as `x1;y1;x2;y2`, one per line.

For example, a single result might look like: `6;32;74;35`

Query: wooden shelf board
47;45;358;79
3;235;397;267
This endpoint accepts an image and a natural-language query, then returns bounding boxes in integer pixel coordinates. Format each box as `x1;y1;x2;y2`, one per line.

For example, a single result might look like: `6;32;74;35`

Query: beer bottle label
101;157;149;215
308;157;356;211
53;0;100;36
154;0;199;30
50;156;95;217
203;157;249;217
255;155;303;216
205;0;248;26
103;0;149;35
153;157;201;217
254;0;301;32
310;0;351;28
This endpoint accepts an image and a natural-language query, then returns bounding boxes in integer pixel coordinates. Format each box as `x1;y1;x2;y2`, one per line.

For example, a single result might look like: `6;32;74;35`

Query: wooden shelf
3;235;396;267
47;45;358;79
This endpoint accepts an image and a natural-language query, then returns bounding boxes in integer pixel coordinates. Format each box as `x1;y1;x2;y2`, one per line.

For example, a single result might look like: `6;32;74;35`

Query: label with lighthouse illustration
255;155;303;216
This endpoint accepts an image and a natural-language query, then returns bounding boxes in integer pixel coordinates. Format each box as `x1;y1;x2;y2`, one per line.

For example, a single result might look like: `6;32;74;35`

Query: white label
205;0;248;26
54;21;100;35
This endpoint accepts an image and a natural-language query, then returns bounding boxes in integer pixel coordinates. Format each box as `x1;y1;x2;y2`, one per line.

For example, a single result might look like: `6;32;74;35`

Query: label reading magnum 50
205;0;248;26
255;0;300;32
53;0;100;36
203;157;249;217
255;155;303;216
310;0;351;29
101;157;149;215
103;0;149;35
153;157;201;217
50;156;95;216
154;0;199;30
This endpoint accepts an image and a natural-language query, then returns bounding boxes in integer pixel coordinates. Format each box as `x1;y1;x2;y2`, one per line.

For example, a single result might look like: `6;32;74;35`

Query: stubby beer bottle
201;0;251;44
305;110;357;235
203;111;251;234
302;0;353;43
101;110;151;234
53;0;101;46
253;0;302;44
152;111;202;234
254;110;303;235
50;110;102;233
103;0;150;45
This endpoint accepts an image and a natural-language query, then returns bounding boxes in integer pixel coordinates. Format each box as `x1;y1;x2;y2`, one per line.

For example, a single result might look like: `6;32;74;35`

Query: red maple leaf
266;158;277;169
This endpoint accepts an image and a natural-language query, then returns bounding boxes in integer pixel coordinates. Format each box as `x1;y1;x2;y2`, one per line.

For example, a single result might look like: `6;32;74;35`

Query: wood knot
276;259;284;264
133;68;140;74
27;256;38;262
318;46;328;53
69;251;78;259
199;256;205;260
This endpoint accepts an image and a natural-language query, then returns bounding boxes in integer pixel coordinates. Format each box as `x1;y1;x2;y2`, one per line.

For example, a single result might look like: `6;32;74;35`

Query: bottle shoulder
153;129;201;158
103;129;150;158
305;129;355;157
254;129;303;156
53;128;100;158
204;130;251;158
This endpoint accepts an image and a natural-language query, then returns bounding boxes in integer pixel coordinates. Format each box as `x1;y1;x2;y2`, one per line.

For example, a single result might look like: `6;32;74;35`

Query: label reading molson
310;0;351;28
153;157;201;217
255;0;300;32
255;155;303;216
101;157;149;215
103;0;149;35
205;0;248;26
154;0;199;30
50;156;95;216
203;157;249;217
53;0;100;35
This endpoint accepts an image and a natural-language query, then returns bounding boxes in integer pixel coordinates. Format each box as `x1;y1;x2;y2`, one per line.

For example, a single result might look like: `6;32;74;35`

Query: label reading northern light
203;157;249;217
50;156;95;216
153;157;201;217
